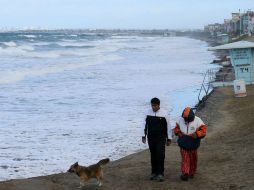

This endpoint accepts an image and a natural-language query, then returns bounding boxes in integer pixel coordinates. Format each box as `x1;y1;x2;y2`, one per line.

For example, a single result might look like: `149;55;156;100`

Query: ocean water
0;31;217;181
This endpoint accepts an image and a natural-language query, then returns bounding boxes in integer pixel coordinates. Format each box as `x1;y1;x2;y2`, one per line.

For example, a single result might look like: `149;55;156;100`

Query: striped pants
180;148;198;176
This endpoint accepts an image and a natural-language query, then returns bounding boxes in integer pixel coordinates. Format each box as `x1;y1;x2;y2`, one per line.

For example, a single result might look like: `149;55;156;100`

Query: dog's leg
77;181;85;189
100;170;104;180
96;176;102;186
96;180;102;187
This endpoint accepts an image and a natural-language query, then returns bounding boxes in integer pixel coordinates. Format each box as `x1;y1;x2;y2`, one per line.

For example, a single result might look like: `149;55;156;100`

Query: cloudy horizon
0;0;253;30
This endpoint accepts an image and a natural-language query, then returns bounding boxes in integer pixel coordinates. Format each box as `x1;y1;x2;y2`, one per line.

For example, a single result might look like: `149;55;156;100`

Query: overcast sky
0;0;253;29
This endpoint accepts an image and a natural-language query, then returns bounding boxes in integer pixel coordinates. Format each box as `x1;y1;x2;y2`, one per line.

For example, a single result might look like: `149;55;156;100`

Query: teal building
209;41;254;84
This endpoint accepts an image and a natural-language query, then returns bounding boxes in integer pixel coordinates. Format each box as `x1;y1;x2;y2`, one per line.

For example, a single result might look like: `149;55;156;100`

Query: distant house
204;23;224;36
231;13;240;35
241;13;249;34
224;19;231;33
216;33;229;44
231;11;254;36
205;10;254;38
247;11;254;36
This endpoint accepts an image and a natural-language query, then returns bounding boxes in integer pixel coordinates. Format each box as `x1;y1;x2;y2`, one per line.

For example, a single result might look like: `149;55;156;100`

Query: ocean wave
1;41;17;47
0;45;35;56
0;43;94;58
61;39;78;42
23;35;37;38
0;46;58;58
57;41;92;47
0;39;123;58
0;54;123;84
34;42;95;49
20;45;34;51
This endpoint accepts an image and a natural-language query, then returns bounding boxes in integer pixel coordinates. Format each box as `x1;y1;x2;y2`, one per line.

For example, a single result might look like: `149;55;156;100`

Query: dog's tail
97;158;110;166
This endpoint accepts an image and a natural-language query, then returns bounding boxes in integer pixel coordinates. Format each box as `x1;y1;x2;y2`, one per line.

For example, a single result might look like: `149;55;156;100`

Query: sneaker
154;174;164;182
180;174;189;181
150;173;156;180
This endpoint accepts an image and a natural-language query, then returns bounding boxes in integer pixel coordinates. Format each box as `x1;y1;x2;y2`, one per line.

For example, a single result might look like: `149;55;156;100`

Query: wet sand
0;85;254;190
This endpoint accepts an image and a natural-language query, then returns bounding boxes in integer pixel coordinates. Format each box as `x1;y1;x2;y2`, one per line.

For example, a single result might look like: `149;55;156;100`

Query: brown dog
68;158;110;188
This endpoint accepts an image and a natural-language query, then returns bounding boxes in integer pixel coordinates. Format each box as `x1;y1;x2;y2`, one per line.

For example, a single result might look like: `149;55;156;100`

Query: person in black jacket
141;97;172;182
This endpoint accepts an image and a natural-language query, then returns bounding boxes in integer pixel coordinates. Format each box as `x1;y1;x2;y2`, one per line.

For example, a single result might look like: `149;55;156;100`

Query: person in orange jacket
174;107;207;181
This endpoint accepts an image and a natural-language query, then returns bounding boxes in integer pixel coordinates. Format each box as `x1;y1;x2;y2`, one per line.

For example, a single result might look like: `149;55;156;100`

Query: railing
197;67;235;103
197;69;214;103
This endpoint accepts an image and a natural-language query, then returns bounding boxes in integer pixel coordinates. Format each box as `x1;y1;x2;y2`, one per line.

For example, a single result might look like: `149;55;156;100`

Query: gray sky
0;0;253;29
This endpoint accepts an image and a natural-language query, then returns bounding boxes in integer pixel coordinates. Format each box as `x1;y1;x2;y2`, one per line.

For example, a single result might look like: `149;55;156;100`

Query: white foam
0;45;81;58
61;39;78;42
23;35;37;38
19;45;34;51
0;39;123;59
32;42;53;46
0;45;35;57
0;54;122;84
55;41;91;47
2;41;17;47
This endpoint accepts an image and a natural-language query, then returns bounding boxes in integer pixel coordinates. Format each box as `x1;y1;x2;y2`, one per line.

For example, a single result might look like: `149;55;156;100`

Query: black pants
148;137;166;175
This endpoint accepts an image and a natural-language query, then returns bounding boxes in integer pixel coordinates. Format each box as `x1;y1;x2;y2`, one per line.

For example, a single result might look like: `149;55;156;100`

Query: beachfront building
209;41;254;84
230;13;241;36
216;33;229;44
205;10;254;38
204;23;224;36
224;19;231;33
229;11;254;36
240;11;254;36
241;13;249;35
246;11;254;36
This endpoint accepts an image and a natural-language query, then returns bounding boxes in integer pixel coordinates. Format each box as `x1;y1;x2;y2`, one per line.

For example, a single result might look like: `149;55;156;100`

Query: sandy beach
0;85;253;190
